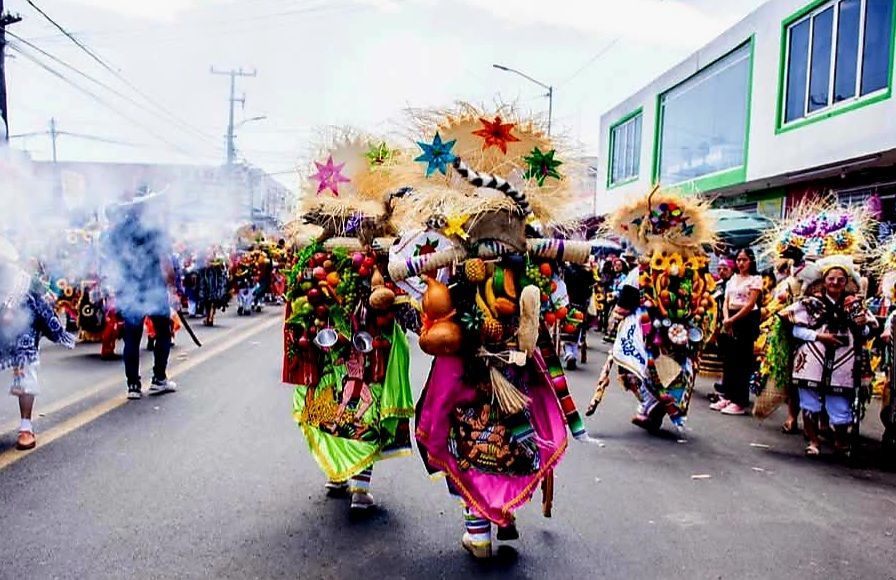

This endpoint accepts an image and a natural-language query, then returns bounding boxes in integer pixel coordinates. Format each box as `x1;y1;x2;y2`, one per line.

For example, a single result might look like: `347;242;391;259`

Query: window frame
606;107;643;189
650;37;755;194
776;0;896;133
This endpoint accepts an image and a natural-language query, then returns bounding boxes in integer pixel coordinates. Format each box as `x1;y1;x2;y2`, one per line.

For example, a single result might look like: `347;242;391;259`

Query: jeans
122;315;172;386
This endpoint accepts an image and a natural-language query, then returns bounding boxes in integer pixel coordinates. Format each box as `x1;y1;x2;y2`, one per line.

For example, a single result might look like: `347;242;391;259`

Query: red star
472;116;520;154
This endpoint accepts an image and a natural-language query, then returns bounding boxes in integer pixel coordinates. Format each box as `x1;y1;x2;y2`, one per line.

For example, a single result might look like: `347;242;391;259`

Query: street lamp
235;115;267;129
493;64;553;135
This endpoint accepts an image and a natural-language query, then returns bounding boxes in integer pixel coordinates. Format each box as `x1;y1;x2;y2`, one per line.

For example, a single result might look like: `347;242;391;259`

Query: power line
8;43;210;158
23;0;223;147
7;31;223;153
557;37;621;88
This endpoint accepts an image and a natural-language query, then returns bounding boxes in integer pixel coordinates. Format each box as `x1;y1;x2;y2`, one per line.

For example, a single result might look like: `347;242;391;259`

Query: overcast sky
3;0;768;189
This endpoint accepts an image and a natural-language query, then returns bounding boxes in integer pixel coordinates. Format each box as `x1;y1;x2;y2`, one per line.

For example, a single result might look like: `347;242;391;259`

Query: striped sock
348;467;373;494
463;506;491;545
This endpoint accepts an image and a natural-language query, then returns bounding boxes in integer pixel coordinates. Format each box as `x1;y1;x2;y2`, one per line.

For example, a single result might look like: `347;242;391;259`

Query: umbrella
708;209;774;249
590;236;623;253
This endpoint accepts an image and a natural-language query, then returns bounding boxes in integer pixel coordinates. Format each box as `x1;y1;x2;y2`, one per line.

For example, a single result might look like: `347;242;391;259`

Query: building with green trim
597;0;896;235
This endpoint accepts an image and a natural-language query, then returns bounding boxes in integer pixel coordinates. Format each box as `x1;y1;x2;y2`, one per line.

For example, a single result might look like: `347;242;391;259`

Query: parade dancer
103;190;178;400
0;238;75;450
389;105;589;559
586;187;718;435
282;134;415;513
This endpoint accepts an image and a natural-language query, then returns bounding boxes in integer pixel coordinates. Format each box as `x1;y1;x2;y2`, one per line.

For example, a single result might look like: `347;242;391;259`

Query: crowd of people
3;105;896;564
1;190;296;445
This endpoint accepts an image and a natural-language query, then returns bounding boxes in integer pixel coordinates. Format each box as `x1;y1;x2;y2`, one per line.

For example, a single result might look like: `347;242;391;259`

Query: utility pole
210;66;256;167
49;117;58;162
0;0;22;143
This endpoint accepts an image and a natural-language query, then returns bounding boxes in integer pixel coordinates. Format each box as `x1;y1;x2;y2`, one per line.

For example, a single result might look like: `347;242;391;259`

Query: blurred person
602;258;630;344
103;190;177;400
712;248;761;415
561;262;595;369
0;238;75;450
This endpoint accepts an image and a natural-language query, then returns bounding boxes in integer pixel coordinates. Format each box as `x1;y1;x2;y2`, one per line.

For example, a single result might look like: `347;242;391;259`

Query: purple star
312;155;351;196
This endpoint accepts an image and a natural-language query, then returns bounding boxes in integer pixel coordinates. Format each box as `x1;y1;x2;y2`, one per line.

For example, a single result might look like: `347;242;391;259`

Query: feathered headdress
296;130;407;245
392;103;581;242
606;185;715;258
759;198;873;261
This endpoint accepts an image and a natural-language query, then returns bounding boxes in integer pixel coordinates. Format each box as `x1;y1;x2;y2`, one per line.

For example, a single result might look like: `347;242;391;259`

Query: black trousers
122;315;172;386
719;310;760;407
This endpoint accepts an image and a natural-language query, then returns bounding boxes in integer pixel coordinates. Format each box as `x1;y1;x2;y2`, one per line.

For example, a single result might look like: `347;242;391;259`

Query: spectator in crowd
712;248;761;416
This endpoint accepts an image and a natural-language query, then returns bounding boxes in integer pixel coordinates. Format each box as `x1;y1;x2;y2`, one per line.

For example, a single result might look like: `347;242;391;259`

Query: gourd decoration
418;275;462;355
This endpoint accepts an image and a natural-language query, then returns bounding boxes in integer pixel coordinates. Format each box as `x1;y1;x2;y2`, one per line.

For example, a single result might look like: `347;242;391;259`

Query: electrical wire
23;0;225;147
8;43;214;158
7;30;224;153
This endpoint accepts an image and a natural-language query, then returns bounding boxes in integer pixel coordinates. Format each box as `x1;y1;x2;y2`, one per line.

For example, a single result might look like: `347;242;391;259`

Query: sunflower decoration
760;198;873;261
649;251;670;272
666;253;685;276
604;185;717;353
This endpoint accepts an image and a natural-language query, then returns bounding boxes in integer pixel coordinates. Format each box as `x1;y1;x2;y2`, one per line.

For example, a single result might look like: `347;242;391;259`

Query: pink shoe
709;398;730;411
720;402;747;415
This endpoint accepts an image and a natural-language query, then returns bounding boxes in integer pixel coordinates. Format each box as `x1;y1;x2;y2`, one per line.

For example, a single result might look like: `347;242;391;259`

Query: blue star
415;132;457;177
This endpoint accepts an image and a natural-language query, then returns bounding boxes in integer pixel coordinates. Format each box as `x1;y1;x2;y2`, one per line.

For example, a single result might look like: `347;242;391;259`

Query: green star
523;147;562;186
365;141;394;166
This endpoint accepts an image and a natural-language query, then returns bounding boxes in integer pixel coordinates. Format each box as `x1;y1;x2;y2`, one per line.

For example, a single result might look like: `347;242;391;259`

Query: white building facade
597;0;896;230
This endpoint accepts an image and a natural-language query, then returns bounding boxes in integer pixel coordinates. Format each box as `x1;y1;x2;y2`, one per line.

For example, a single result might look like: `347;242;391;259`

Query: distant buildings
26;159;295;231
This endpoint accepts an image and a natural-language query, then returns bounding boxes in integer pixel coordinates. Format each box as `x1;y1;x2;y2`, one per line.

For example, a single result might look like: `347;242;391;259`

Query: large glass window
657;42;752;186
783;0;894;125
786;20;811;122
862;0;895;95
609;111;642;185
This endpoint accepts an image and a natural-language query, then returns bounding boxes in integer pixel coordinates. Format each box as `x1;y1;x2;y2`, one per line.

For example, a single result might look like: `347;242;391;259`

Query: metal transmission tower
210;66;256;166
0;0;22;142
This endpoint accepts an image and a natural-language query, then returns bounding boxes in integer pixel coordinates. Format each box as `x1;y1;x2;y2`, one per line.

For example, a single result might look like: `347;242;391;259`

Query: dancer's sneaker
149;378;177;395
350;491;375;511
720;402;747;415
461;533;492;559
324;481;349;497
709;397;730;411
127;383;142;400
496;522;519;541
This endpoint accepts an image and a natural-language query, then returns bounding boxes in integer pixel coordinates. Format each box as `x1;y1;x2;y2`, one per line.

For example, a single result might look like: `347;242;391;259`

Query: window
782;0;894;126
655;42;752;187
608;110;642;186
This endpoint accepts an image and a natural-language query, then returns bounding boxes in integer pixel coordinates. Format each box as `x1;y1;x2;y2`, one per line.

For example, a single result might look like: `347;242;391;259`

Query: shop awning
708;209;774;249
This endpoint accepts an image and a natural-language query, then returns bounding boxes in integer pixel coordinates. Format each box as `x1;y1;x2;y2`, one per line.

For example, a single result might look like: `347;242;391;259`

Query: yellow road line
0;315;282;471
0;396;128;470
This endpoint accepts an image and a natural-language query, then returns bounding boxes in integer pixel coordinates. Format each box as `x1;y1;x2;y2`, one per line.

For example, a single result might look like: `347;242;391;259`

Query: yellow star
443;214;470;240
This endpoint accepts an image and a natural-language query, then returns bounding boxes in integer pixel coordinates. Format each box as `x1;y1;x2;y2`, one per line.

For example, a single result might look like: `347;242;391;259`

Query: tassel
489;366;531;415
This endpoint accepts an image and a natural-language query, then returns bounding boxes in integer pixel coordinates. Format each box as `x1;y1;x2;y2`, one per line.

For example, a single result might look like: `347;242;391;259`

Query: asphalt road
0;311;894;579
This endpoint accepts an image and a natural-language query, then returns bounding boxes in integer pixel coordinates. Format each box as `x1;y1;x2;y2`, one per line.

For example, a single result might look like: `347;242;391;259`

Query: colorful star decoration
312;155;351;196
523;147;562;186
443;214;470;240
471;116;520;154
415;132;457;177
415;237;441;256
365;142;394;166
